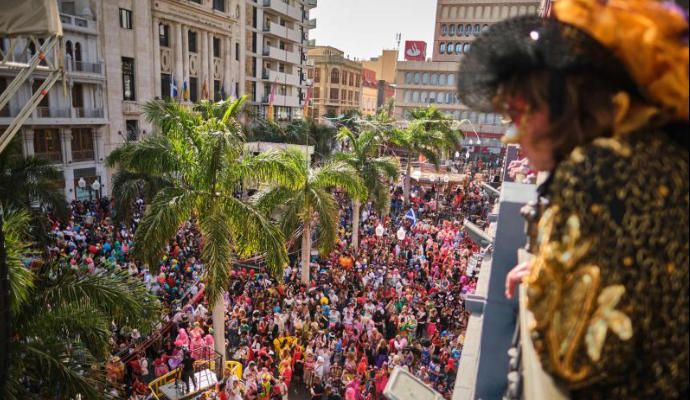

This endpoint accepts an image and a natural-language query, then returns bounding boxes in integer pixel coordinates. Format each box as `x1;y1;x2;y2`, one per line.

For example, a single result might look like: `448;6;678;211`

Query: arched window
441;24;448;36
446;44;454;55
65;40;73;58
405;72;414;84
414;73;421;84
331;68;340;84
455;43;463;54
439;42;446;55
449;24;456;36
422;73;430;85
482;24;489;33
458;24;464;36
474;24;481;35
463;43;471;54
465;24;472;36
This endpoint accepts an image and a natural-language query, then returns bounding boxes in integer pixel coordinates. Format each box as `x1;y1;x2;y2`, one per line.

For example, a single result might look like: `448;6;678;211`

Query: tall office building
394;0;539;154
1;0;108;201
244;0;317;121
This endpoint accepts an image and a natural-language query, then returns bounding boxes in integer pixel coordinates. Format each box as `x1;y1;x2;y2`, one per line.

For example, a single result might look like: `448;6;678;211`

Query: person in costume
457;0;689;398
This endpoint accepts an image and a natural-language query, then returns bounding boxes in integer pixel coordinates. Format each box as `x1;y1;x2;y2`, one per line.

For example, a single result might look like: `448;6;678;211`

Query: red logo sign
404;41;427;61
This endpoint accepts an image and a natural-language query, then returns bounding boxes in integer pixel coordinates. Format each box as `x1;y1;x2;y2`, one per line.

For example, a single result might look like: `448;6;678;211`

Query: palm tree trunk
352;199;361;251
212;294;226;364
404;159;412;205
301;220;312;285
0;206;9;394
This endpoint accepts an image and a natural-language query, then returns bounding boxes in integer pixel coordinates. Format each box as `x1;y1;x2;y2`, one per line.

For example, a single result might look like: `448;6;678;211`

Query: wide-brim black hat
457;15;638;113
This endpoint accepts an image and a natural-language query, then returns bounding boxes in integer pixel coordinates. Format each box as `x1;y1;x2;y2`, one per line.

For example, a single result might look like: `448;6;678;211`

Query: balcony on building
262;46;302;65
263;21;303;43
261;69;301;87
305;0;318;9
59;13;97;35
262;0;302;21
306;18;317;30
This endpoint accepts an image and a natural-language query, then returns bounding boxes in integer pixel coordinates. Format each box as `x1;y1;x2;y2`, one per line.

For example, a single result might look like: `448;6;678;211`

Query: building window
349;73;354;86
33;129;62;163
441;24;448;36
71;83;83;108
439;43;446;54
448;74;455;86
331;68;340;84
414;73;421;84
465;24;472;36
422;73;430;85
405;72;413;84
159;24;170;47
188;30;198;53
458;24;464;36
161;73;172;99
121;57;135;101
464;43;471;54
71;128;94;161
313;87;320;99
235;42;240;61
314;68;320;83
449;24;456;36
440;74;447;86
119;8;132;29
189;77;198;102
330;88;339;100
214;80;221;100
355;75;360;87
474;24;481;35
431;74;439;85
354;92;359;103
455;43;463;54
213;0;225;12
213;37;221;58
126;120;139;141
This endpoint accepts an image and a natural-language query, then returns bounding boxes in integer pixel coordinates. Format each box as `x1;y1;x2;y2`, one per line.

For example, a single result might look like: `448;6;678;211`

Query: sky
310;0;437;61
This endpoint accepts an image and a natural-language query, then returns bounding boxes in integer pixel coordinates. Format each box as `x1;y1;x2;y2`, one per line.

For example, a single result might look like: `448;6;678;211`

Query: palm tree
2;208;161;400
107;97;294;361
252;150;366;284
334;127;399;250
0;140;69;393
386;106;463;204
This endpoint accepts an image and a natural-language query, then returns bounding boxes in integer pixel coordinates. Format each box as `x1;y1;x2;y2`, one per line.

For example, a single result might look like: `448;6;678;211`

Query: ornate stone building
307;45;362;119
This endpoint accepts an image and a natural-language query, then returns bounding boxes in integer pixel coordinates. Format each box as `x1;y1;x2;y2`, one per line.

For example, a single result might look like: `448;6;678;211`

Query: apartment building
244;0;317;121
307;45;363;118
0;0;108;201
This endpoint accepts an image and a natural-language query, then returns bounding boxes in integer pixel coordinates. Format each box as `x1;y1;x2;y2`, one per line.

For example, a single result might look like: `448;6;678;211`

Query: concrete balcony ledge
262;0;302;21
263;21;302;43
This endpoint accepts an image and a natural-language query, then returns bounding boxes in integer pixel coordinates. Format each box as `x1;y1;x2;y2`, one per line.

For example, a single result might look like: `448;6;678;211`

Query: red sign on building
404;41;427;61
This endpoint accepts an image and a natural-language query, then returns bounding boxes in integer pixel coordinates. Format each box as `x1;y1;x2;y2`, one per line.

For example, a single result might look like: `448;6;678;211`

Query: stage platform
158;369;218;399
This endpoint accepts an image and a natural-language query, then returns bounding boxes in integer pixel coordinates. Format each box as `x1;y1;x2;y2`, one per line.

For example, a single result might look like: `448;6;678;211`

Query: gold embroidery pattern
526;131;689;399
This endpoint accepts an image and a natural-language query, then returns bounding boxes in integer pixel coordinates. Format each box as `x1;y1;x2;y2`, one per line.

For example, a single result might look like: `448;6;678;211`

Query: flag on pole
171;77;178;99
267;82;276;122
303;87;312;120
201;79;209;100
183;80;189;101
405;208;417;226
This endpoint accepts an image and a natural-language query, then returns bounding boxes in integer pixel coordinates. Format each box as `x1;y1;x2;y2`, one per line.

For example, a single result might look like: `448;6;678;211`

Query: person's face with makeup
503;96;556;171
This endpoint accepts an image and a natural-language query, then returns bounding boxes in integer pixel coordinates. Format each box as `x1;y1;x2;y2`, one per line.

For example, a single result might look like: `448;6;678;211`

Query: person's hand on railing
505;261;531;299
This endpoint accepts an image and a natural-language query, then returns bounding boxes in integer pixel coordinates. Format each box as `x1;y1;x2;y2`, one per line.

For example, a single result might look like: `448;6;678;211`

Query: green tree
334;127;399;250
2;208;160;400
387;106;463;204
252;150;366;284
107;98;294;360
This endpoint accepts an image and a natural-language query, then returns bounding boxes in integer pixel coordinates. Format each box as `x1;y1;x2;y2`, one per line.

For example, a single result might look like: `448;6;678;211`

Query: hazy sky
310;0;437;61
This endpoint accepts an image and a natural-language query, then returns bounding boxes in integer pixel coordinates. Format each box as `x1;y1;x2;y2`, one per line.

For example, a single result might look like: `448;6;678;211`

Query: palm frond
311;187;339;257
313;161;367;202
2;209;35;313
198;206;234;305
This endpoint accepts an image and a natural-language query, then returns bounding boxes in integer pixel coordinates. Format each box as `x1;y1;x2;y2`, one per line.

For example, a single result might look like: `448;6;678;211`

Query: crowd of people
44;169;498;400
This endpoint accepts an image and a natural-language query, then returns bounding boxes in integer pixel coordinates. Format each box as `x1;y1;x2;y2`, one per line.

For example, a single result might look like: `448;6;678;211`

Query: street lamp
91;179;101;199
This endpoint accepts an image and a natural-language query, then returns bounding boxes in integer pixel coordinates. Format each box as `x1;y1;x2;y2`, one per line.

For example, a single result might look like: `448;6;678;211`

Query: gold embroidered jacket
525;131;689;399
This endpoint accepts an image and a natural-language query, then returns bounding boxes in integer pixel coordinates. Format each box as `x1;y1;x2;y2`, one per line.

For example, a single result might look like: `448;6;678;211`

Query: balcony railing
36;107;71;118
73;107;104;118
71;61;102;74
72;149;95;162
59;14;96;32
306;0;317;8
35;151;63;163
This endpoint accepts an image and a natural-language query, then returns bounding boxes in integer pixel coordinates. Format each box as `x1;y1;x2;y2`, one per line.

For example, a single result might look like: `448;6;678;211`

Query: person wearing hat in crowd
456;0;689;398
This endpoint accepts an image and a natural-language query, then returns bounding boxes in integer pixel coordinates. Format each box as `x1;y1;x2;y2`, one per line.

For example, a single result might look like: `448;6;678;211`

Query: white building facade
244;0;317;121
